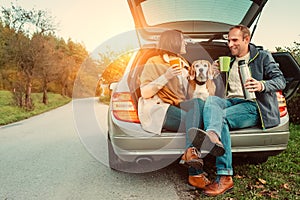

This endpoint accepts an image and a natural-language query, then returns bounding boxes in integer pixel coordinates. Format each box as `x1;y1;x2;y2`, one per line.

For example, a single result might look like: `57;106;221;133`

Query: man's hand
244;77;263;92
212;60;221;78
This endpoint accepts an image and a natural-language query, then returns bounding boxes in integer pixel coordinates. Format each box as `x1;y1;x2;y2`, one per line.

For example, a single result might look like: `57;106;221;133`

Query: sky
0;0;299;53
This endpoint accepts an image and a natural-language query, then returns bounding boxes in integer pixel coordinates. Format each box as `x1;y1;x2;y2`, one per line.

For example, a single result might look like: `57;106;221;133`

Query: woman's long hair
157;29;183;56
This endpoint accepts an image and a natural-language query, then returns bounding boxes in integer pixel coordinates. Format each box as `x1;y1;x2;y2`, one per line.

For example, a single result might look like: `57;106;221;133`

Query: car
107;0;300;173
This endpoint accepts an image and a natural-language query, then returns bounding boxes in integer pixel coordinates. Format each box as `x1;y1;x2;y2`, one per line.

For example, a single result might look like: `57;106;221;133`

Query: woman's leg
180;98;205;148
163;105;186;132
180;98;206;177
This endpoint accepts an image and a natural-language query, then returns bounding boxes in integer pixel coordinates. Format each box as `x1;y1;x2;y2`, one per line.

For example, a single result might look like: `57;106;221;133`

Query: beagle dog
188;60;216;101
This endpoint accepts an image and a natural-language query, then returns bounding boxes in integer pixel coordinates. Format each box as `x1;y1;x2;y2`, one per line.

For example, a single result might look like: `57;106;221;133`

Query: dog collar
195;79;206;85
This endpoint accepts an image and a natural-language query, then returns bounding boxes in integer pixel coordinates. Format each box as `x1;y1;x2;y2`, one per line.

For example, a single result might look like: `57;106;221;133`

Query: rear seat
184;43;214;64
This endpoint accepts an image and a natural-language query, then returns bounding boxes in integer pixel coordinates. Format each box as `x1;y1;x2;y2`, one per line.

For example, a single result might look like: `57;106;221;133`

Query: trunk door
127;0;268;42
272;52;300;100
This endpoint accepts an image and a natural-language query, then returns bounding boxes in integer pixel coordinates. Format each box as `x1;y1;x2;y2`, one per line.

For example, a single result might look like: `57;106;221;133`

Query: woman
138;30;210;189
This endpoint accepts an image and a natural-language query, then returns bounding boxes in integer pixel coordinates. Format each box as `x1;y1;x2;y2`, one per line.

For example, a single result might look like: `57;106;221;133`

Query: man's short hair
230;24;251;38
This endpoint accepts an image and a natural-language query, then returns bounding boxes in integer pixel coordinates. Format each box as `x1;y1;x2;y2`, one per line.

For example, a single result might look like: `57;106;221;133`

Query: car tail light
276;91;287;117
111;92;140;123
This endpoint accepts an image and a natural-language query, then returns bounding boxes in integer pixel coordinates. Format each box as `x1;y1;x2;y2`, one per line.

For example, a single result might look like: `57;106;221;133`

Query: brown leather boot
203;176;234;196
179;147;203;170
188;173;211;189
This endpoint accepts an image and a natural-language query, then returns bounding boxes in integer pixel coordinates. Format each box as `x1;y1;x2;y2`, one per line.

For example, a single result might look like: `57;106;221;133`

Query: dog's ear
189;62;196;80
207;61;215;79
206;79;216;96
207;61;212;75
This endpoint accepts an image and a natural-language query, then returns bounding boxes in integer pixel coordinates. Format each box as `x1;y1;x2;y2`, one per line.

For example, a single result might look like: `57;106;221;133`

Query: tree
72;56;100;98
96;46;120;72
11;32;34;109
100;51;132;84
1;3;57;109
65;39;89;97
61;56;76;97
0;22;18;90
1;4;56;35
276;42;300;63
31;34;62;104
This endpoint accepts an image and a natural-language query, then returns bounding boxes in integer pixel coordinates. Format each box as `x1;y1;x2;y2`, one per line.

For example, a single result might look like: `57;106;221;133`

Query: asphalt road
0;98;199;200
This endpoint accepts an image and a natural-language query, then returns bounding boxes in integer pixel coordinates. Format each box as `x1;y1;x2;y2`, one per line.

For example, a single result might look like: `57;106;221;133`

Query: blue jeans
203;96;259;176
163;98;205;176
163;98;205;147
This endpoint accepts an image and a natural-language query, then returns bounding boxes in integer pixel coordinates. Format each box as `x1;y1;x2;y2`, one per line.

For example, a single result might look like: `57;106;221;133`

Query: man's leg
204;100;259;196
190;96;230;157
216;99;259;175
215;121;232;176
203;96;230;137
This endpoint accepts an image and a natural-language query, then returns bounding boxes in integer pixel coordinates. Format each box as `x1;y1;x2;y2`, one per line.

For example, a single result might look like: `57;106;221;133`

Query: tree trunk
42;89;48;104
24;79;33;110
42;80;48;105
61;83;66;97
43;83;48;105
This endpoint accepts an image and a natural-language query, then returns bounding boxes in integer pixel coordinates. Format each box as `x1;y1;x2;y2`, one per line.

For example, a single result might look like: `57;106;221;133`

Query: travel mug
238;60;256;100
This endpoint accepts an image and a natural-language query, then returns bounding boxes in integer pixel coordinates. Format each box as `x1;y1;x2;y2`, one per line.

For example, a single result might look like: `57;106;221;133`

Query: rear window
141;0;252;26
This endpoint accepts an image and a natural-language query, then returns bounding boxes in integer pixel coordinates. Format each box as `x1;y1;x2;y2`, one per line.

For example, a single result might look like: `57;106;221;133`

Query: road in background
0;100;189;200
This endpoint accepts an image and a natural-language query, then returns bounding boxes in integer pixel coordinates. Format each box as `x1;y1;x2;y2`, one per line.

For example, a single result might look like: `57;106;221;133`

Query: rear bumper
108;113;290;162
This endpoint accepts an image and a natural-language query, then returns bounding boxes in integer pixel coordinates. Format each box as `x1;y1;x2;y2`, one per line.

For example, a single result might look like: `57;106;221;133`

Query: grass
0;90;71;125
198;123;300;200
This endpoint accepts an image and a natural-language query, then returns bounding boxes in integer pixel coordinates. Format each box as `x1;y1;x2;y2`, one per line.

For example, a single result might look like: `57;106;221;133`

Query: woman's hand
165;66;182;80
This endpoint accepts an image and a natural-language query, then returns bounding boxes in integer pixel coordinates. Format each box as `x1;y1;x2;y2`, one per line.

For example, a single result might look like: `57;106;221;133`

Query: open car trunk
127;0;300;100
127;43;300;120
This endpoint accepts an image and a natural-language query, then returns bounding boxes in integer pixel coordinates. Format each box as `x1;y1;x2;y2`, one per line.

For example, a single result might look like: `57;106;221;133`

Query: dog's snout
199;68;203;72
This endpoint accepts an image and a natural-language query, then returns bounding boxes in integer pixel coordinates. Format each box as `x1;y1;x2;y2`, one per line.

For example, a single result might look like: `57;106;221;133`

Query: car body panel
108;110;289;163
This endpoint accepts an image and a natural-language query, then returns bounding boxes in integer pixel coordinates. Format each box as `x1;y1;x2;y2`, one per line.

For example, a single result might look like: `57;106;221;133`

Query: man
190;24;286;196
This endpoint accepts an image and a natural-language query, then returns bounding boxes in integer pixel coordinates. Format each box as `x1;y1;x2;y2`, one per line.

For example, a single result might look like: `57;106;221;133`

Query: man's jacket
223;43;286;129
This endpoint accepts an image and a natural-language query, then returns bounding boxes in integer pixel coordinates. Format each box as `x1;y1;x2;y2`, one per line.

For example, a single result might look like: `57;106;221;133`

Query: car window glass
141;0;252;26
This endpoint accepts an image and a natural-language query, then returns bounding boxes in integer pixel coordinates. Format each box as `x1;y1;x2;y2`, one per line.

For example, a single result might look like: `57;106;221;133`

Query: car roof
128;0;268;41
